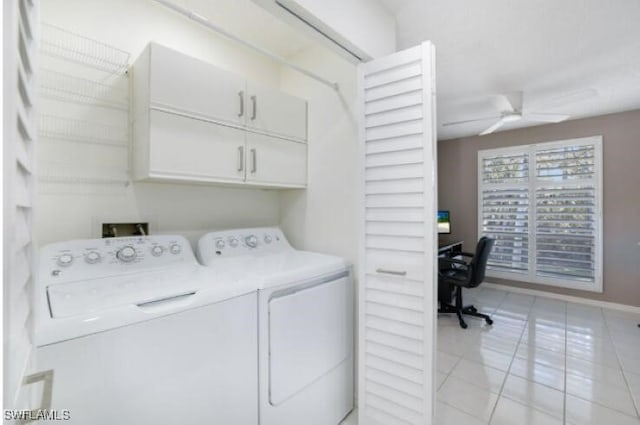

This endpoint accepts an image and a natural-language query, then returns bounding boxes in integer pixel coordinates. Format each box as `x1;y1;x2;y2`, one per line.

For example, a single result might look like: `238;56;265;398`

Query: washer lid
47;266;202;318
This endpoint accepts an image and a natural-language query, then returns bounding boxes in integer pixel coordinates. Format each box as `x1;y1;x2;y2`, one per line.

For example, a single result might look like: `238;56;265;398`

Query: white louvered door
3;0;39;409
358;42;437;425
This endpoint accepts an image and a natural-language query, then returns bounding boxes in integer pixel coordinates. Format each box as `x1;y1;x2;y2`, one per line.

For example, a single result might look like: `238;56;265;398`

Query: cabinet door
149;44;246;126
245;133;307;187
148;110;246;183
246;82;307;141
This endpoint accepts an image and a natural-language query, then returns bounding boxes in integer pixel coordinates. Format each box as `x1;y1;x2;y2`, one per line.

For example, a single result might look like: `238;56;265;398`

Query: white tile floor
341;287;640;425
436;288;640;425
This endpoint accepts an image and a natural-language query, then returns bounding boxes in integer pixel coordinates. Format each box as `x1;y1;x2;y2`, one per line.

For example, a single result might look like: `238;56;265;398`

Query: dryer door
268;273;352;405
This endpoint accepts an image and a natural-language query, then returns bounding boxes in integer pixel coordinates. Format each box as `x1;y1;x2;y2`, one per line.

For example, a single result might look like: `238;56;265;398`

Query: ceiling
169;1;640;140
378;0;640;140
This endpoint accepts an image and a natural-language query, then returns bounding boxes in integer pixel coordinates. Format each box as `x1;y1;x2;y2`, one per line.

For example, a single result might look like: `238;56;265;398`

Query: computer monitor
437;210;451;234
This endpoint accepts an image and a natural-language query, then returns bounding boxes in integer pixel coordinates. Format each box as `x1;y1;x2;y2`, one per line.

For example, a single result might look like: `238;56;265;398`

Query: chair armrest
439;257;468;268
459;252;475;258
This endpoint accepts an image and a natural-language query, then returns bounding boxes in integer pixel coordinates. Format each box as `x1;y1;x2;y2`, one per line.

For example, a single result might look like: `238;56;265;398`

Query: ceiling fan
443;91;571;136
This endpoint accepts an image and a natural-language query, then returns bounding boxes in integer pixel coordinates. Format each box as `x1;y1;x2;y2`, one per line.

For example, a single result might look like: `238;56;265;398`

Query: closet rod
152;0;340;91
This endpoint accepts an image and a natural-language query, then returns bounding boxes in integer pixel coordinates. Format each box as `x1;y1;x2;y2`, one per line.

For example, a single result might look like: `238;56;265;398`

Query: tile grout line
564;306;640;419
601;308;640;418
485;293;536;424
436;286;501;418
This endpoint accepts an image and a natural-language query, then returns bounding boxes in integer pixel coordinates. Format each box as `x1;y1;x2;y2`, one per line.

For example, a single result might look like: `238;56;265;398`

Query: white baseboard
483;282;640;315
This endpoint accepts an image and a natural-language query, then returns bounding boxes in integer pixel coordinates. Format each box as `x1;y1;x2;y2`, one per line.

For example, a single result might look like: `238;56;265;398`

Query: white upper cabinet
146;110;246;184
245;133;307;188
145;43;246;126
132;43;307;188
246;82;307;142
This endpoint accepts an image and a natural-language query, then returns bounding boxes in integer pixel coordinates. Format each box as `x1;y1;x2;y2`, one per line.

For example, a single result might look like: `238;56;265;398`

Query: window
478;136;603;292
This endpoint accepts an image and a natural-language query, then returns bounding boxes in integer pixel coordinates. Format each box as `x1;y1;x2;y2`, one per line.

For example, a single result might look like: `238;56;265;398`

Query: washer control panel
40;235;196;284
197;227;291;265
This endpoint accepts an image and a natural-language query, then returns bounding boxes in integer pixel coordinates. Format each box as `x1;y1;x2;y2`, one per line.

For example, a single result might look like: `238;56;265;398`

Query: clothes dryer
198;227;354;425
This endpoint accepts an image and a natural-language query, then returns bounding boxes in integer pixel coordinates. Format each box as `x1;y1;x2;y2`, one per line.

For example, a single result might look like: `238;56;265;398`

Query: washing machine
35;235;258;425
197;227;354;425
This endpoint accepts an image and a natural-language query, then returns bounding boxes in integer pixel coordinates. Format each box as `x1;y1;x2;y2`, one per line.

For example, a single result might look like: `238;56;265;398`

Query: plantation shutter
534;142;601;283
359;42;437;425
3;0;39;408
479;152;530;275
478;137;602;291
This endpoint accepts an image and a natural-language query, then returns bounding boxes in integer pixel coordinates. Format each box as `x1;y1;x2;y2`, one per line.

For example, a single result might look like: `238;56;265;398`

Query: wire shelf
40;69;128;110
40;24;130;75
39;115;128;147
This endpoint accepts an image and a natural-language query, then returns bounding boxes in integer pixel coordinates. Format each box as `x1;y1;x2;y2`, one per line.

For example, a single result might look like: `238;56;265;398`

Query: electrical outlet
102;222;149;238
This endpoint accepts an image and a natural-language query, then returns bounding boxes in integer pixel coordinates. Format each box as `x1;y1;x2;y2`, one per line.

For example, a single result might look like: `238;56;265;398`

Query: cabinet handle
238;91;244;117
250;95;257;120
376;268;407;276
237;146;244;172
250;148;257;173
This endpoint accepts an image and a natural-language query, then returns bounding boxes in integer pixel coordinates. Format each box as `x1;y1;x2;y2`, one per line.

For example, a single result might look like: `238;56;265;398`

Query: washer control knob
264;235;272;244
57;253;74;267
229;238;239;248
245;235;258;248
215;239;225;250
169;244;182;255
116;246;137;263
150;246;164;257
85;251;101;264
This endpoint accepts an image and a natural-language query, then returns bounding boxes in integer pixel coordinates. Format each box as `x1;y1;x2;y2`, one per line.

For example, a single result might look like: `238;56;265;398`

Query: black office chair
438;237;495;329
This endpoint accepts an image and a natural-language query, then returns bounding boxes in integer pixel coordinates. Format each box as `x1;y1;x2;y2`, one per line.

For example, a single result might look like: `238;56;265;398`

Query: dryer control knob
245;235;258;248
150;246;164;257
57;253;74;267
116;246;137;263
215;239;225;250
169;244;182;255
229;238;239;248
85;251;101;264
264;235;272;244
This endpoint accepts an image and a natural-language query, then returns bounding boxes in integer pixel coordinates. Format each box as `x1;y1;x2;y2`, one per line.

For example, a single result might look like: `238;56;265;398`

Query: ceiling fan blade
479;119;505;136
489;94;515;113
524;112;570;123
442;116;500;127
489;91;523;113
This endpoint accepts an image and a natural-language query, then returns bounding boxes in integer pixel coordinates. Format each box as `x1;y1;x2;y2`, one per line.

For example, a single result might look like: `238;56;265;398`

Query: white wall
279;46;359;269
37;0;284;247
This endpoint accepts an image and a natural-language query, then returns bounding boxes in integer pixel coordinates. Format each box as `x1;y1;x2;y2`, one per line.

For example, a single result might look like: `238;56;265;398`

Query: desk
438;241;463;257
438;241;463;306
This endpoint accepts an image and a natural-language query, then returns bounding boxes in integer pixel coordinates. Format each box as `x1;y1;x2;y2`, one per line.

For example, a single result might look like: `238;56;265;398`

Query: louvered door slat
4;0;38;408
359;42;437;425
365;134;423;154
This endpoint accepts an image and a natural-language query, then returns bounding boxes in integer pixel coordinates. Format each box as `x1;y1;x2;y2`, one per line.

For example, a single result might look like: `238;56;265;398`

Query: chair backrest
468;236;495;288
